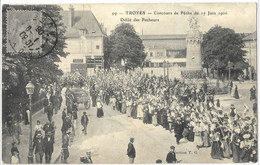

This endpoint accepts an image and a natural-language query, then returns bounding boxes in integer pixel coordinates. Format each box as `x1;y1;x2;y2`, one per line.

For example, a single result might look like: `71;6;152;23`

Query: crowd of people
5;67;258;164
86;68;257;163
7;85;65;164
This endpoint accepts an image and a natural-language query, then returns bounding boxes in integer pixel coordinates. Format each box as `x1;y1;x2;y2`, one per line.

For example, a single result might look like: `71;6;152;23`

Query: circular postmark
7;10;58;59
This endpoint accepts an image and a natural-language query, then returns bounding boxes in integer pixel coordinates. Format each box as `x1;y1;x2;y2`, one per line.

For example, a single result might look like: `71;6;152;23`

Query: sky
60;3;256;35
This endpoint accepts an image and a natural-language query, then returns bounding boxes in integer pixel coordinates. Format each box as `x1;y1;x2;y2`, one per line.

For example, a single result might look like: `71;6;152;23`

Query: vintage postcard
1;3;257;164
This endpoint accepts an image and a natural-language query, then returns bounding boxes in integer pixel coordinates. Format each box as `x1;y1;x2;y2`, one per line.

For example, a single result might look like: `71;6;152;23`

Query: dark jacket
62;111;66;122
33;138;45;154
81;115;89;126
127;142;136;158
44;137;54;154
43;123;53;134
166;151;177;163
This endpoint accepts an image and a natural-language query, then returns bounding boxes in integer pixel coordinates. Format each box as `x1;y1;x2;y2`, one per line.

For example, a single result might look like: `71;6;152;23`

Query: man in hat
62;108;67;122
11;142;20;162
43;95;49;114
166;146;177;163
46;102;54;122
127;138;136;163
229;104;237;119
33;133;44;163
44;132;54;163
62;131;70;163
81;112;89;135
250;85;256;101
173;117;184;144
11;121;22;145
43;121;54;138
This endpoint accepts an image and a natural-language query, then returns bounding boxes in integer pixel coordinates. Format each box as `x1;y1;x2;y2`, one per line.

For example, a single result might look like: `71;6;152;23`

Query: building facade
59;6;106;76
141;34;187;78
142;17;203;79
242;32;257;80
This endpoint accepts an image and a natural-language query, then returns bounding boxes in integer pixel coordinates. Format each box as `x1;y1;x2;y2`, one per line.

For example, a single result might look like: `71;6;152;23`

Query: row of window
144;62;186;67
149;52;164;57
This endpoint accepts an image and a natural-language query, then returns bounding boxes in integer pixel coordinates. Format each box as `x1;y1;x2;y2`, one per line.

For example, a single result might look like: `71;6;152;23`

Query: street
2;82;255;164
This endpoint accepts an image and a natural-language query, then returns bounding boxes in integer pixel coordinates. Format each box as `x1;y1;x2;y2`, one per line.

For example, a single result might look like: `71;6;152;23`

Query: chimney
68;5;74;27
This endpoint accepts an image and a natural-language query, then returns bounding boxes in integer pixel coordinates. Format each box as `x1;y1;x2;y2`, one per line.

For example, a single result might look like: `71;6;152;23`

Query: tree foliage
106;23;146;70
202;25;248;74
2;5;68;118
60;72;86;88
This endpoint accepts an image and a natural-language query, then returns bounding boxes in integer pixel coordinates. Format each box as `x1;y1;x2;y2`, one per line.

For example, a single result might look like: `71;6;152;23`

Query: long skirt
241;148;251;162
137;106;143;118
211;141;222;159
131;106;137;119
162;115;169;130
231;143;241;163
143;111;149;124
194;134;203;147
234;89;239;99
97;108;104;118
126;106;132;117
222;141;232;158
152;114;158;126
182;128;189;138
202;131;210;147
121;102;126;114
187;128;194;142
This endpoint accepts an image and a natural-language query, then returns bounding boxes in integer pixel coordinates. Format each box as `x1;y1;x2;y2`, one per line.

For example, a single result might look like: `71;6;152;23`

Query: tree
2;5;68;121
60;72;86;88
201;25;248;79
106;23;146;70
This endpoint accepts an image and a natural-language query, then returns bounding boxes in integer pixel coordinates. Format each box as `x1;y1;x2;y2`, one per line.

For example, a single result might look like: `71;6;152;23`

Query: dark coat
43;124;53;135
44;137;54;154
62;111;66;122
33;138;45;154
174;122;184;137
81;115;89;126
166;151;177;163
127;143;136;158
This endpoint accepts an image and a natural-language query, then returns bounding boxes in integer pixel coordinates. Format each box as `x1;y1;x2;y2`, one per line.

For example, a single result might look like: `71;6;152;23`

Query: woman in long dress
187;121;195;142
143;106;149;124
222;131;232;158
126;99;132;117
210;131;222;159
96;101;104;118
231;129;242;163
121;97;127;114
137;101;144;119
152;110;158;126
131;101;138;119
234;85;240;99
202;122;210;147
194;121;203;149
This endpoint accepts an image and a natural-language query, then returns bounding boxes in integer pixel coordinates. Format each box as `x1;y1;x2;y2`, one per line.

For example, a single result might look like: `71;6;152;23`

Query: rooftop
61;9;106;38
140;34;187;40
243;31;257;41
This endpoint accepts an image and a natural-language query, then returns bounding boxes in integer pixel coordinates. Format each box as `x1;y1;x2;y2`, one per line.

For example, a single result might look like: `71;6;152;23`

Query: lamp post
121;58;126;73
228;60;231;81
166;61;169;84
26;81;35;164
163;60;166;81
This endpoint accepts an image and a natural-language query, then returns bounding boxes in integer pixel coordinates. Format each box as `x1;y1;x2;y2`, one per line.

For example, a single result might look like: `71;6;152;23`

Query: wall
142;66;184;79
59;36;104;73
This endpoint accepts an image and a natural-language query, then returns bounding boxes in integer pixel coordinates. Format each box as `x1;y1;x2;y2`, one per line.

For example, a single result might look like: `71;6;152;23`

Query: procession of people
4;67;258;164
85;68;258;163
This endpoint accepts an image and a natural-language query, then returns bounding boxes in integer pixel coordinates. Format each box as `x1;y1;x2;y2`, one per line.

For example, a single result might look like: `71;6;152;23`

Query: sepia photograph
1;2;258;164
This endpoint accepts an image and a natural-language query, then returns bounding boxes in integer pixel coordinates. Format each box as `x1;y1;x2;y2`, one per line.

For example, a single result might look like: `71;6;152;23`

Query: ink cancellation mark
7;10;58;59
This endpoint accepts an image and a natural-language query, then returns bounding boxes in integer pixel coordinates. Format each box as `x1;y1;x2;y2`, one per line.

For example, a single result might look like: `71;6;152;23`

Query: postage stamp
6;10;58;59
